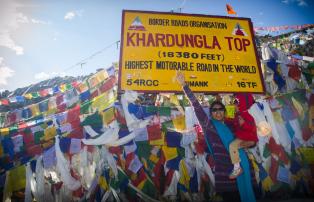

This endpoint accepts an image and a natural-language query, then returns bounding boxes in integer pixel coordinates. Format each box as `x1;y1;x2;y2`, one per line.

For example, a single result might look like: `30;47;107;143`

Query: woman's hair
209;101;226;113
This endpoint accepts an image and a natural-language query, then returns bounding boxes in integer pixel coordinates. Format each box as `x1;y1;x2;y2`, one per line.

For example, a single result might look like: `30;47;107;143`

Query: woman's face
211;104;225;121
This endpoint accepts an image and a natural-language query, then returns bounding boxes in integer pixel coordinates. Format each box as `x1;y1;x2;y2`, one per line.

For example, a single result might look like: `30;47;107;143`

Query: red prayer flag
131;168;147;187
56;94;64;106
125;152;135;169
23;132;35;147
147;124;162;140
68;127;83;139
39;89;49;97
269;156;279;183
67;105;80;123
90;90;99;99
226;4;237;15
27;144;43;156
1;99;9;106
99;76;117;93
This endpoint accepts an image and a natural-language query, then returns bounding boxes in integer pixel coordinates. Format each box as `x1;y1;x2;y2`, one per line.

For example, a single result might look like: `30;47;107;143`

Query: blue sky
0;0;313;91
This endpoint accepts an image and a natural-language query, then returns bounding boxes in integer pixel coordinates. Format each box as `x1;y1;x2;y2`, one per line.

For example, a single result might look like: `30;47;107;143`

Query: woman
176;72;256;202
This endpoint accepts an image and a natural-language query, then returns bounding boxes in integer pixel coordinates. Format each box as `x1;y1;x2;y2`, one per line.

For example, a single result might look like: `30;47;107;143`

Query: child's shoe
229;167;243;179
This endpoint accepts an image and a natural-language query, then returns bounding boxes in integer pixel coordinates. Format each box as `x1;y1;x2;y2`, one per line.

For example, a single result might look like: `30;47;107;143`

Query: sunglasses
211;107;225;112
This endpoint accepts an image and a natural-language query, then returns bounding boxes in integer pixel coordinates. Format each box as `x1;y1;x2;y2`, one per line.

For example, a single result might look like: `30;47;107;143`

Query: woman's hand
238;115;244;126
239;140;255;148
176;71;186;86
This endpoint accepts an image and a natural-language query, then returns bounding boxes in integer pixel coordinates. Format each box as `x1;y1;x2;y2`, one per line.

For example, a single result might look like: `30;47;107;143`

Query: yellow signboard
119;10;265;93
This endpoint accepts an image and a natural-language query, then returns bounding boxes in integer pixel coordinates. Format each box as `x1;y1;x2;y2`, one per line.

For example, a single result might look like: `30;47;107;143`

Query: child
229;93;258;179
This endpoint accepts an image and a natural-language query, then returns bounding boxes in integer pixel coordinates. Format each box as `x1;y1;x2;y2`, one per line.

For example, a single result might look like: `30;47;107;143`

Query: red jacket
233;111;258;142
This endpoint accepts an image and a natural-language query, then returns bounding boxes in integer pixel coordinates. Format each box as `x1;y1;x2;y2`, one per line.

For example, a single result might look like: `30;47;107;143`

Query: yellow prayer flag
179;160;190;189
30;104;40;117
261;176;273;191
225;105;236;119
59;84;67;92
137;179;147;190
149;154;159;164
101;107;116;125
88;70;108;88
291;96;304;119
272;111;284;123
172;115;186;131
44;126;57;141
42;139;54;149
7;165;26;192
299;147;314;164
251;160;259;172
96;70;109;83
0;127;10;136
99;176;109;190
91;92;106;111
162;146;177;161
45;108;57;116
24;93;32;100
88;77;99;89
169;95;180;106
141;157;148;169
77;82;89;93
91;91;116;112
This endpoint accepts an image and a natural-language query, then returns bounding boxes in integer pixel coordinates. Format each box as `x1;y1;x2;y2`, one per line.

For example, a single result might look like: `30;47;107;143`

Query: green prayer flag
141;180;157;198
136;141;152;160
31;92;40;98
80;100;92;114
162;120;174;131
158;107;171;116
9;125;18;135
81;112;103;128
177;147;185;158
34;130;44;144
66;83;72;90
110;169;129;191
146;106;157;113
263;144;271;158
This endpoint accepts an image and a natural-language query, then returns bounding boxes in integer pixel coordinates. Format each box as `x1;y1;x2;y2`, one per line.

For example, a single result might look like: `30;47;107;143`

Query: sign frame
118;10;265;94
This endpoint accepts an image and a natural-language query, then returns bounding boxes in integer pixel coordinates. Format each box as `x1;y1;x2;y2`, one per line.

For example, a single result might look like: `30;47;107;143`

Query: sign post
119;10;265;93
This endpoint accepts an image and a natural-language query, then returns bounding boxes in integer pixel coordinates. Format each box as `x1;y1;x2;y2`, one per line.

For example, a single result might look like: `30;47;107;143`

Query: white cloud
34;72;50;80
52;71;67;77
0;31;24;55
34;71;67;81
297;0;307;6
0;0;25;55
64;10;84;20
64;11;75;20
281;0;307;6
31;19;50;25
0;0;49;55
0;57;15;86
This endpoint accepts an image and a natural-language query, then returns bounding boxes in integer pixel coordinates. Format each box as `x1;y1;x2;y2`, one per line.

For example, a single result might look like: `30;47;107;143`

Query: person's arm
239;113;256;134
240;121;255;133
176;72;211;128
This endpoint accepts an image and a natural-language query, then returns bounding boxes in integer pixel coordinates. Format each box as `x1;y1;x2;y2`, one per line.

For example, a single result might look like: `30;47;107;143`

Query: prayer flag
226;4;237;15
